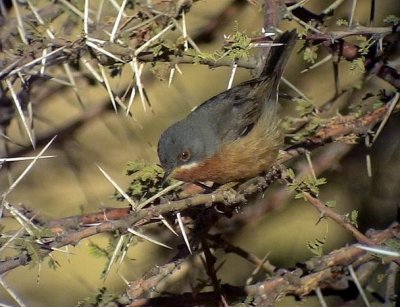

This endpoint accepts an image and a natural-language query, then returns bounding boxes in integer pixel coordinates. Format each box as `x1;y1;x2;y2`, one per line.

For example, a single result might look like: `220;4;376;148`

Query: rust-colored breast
171;115;283;184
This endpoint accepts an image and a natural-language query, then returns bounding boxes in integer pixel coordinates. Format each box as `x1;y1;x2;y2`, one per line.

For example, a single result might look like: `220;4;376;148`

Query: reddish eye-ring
179;150;191;162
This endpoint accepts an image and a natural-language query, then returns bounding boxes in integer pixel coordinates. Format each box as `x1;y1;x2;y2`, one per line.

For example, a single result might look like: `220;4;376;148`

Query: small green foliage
116;160;168;204
297;21;314;38
194;50;223;62
325;200;336;208
288;117;325;144
297;26;308;38
88;233;136;279
347;36;374;75
184;48;199;63
372;99;385;109
350;57;366;74
88;241;111;259
48;258;60;270
32;227;54;240
384;15;400;25
283;168;296;181
294;97;316;117
336;19;349;26
307;236;326;256
222;22;252;60
77;287;117;307
280;116;297;132
185;23;252;63
383;238;400;254
285;168;327;199
350;210;358;227
25;241;42;268
377;274;387;283
345;210;359;227
356;36;374;55
303;45;318;64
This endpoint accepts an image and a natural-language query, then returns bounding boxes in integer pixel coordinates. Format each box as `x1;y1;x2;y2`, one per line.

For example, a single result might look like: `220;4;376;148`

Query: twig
207;234;276;274
302;192;376;246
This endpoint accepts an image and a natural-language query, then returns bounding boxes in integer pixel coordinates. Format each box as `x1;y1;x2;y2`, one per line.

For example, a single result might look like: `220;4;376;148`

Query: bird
157;30;297;184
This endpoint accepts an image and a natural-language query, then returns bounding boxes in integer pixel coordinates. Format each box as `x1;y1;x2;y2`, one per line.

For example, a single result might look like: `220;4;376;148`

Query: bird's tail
256;30;297;143
260;30;297;80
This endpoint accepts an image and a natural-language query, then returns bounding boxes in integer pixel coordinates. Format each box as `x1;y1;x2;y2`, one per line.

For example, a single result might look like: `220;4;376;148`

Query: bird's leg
194;181;218;193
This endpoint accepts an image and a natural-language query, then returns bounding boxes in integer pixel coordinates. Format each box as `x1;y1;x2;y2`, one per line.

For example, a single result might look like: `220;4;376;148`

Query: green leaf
117;161;169;204
303;46;318;64
377;274;386;283
336;19;349;26
48;258;60;270
345;210;358;227
286;173;327;199
384;15;400;25
356;36;374;55
336;18;349;27
283;168;296;181
383;238;400;254
307;237;326;256
294;97;315;117
325;200;336;208
88;241;110;259
350;57;366;74
77;287;117;306
372;100;384;109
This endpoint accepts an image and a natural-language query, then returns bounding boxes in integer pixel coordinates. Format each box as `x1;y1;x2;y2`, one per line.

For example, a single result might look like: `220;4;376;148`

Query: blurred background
1;0;400;306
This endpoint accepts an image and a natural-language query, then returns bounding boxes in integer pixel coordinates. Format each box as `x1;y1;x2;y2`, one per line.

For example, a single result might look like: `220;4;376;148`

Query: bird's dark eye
179;150;191;162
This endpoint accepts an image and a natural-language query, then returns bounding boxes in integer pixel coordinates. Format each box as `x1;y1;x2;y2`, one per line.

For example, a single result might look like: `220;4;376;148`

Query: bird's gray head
157;119;216;178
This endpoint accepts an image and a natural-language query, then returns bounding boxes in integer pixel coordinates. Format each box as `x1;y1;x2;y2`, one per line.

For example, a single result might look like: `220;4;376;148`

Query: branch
126;223;400;306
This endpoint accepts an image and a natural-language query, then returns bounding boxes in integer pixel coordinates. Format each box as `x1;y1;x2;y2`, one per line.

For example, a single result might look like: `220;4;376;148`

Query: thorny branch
1;97;399;276
124;223;400;306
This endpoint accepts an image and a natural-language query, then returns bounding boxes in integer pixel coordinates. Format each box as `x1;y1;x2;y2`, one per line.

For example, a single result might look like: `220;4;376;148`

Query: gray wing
187;76;276;144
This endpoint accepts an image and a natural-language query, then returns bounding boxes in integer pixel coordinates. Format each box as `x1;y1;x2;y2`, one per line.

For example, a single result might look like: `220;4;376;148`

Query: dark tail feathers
260;30;297;79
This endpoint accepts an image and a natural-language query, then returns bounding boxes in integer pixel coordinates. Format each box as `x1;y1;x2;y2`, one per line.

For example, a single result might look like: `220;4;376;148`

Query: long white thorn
84;0;89;36
159;214;179;237
227;62;237;90
3;136;56;198
138;181;183;209
370;92;400;146
134;24;174;56
0;156;55;163
96;165;137;208
11;0;28;44
5;79;35;148
0;277;26;307
128;228;172;249
7;47;66;78
110;0;127;42
104;235;125;278
130;59;146;113
182;11;188;51
86;41;126;63
98;64;117;112
125;85;136;115
348;265;371;307
177;212;192;254
168;66;176;88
